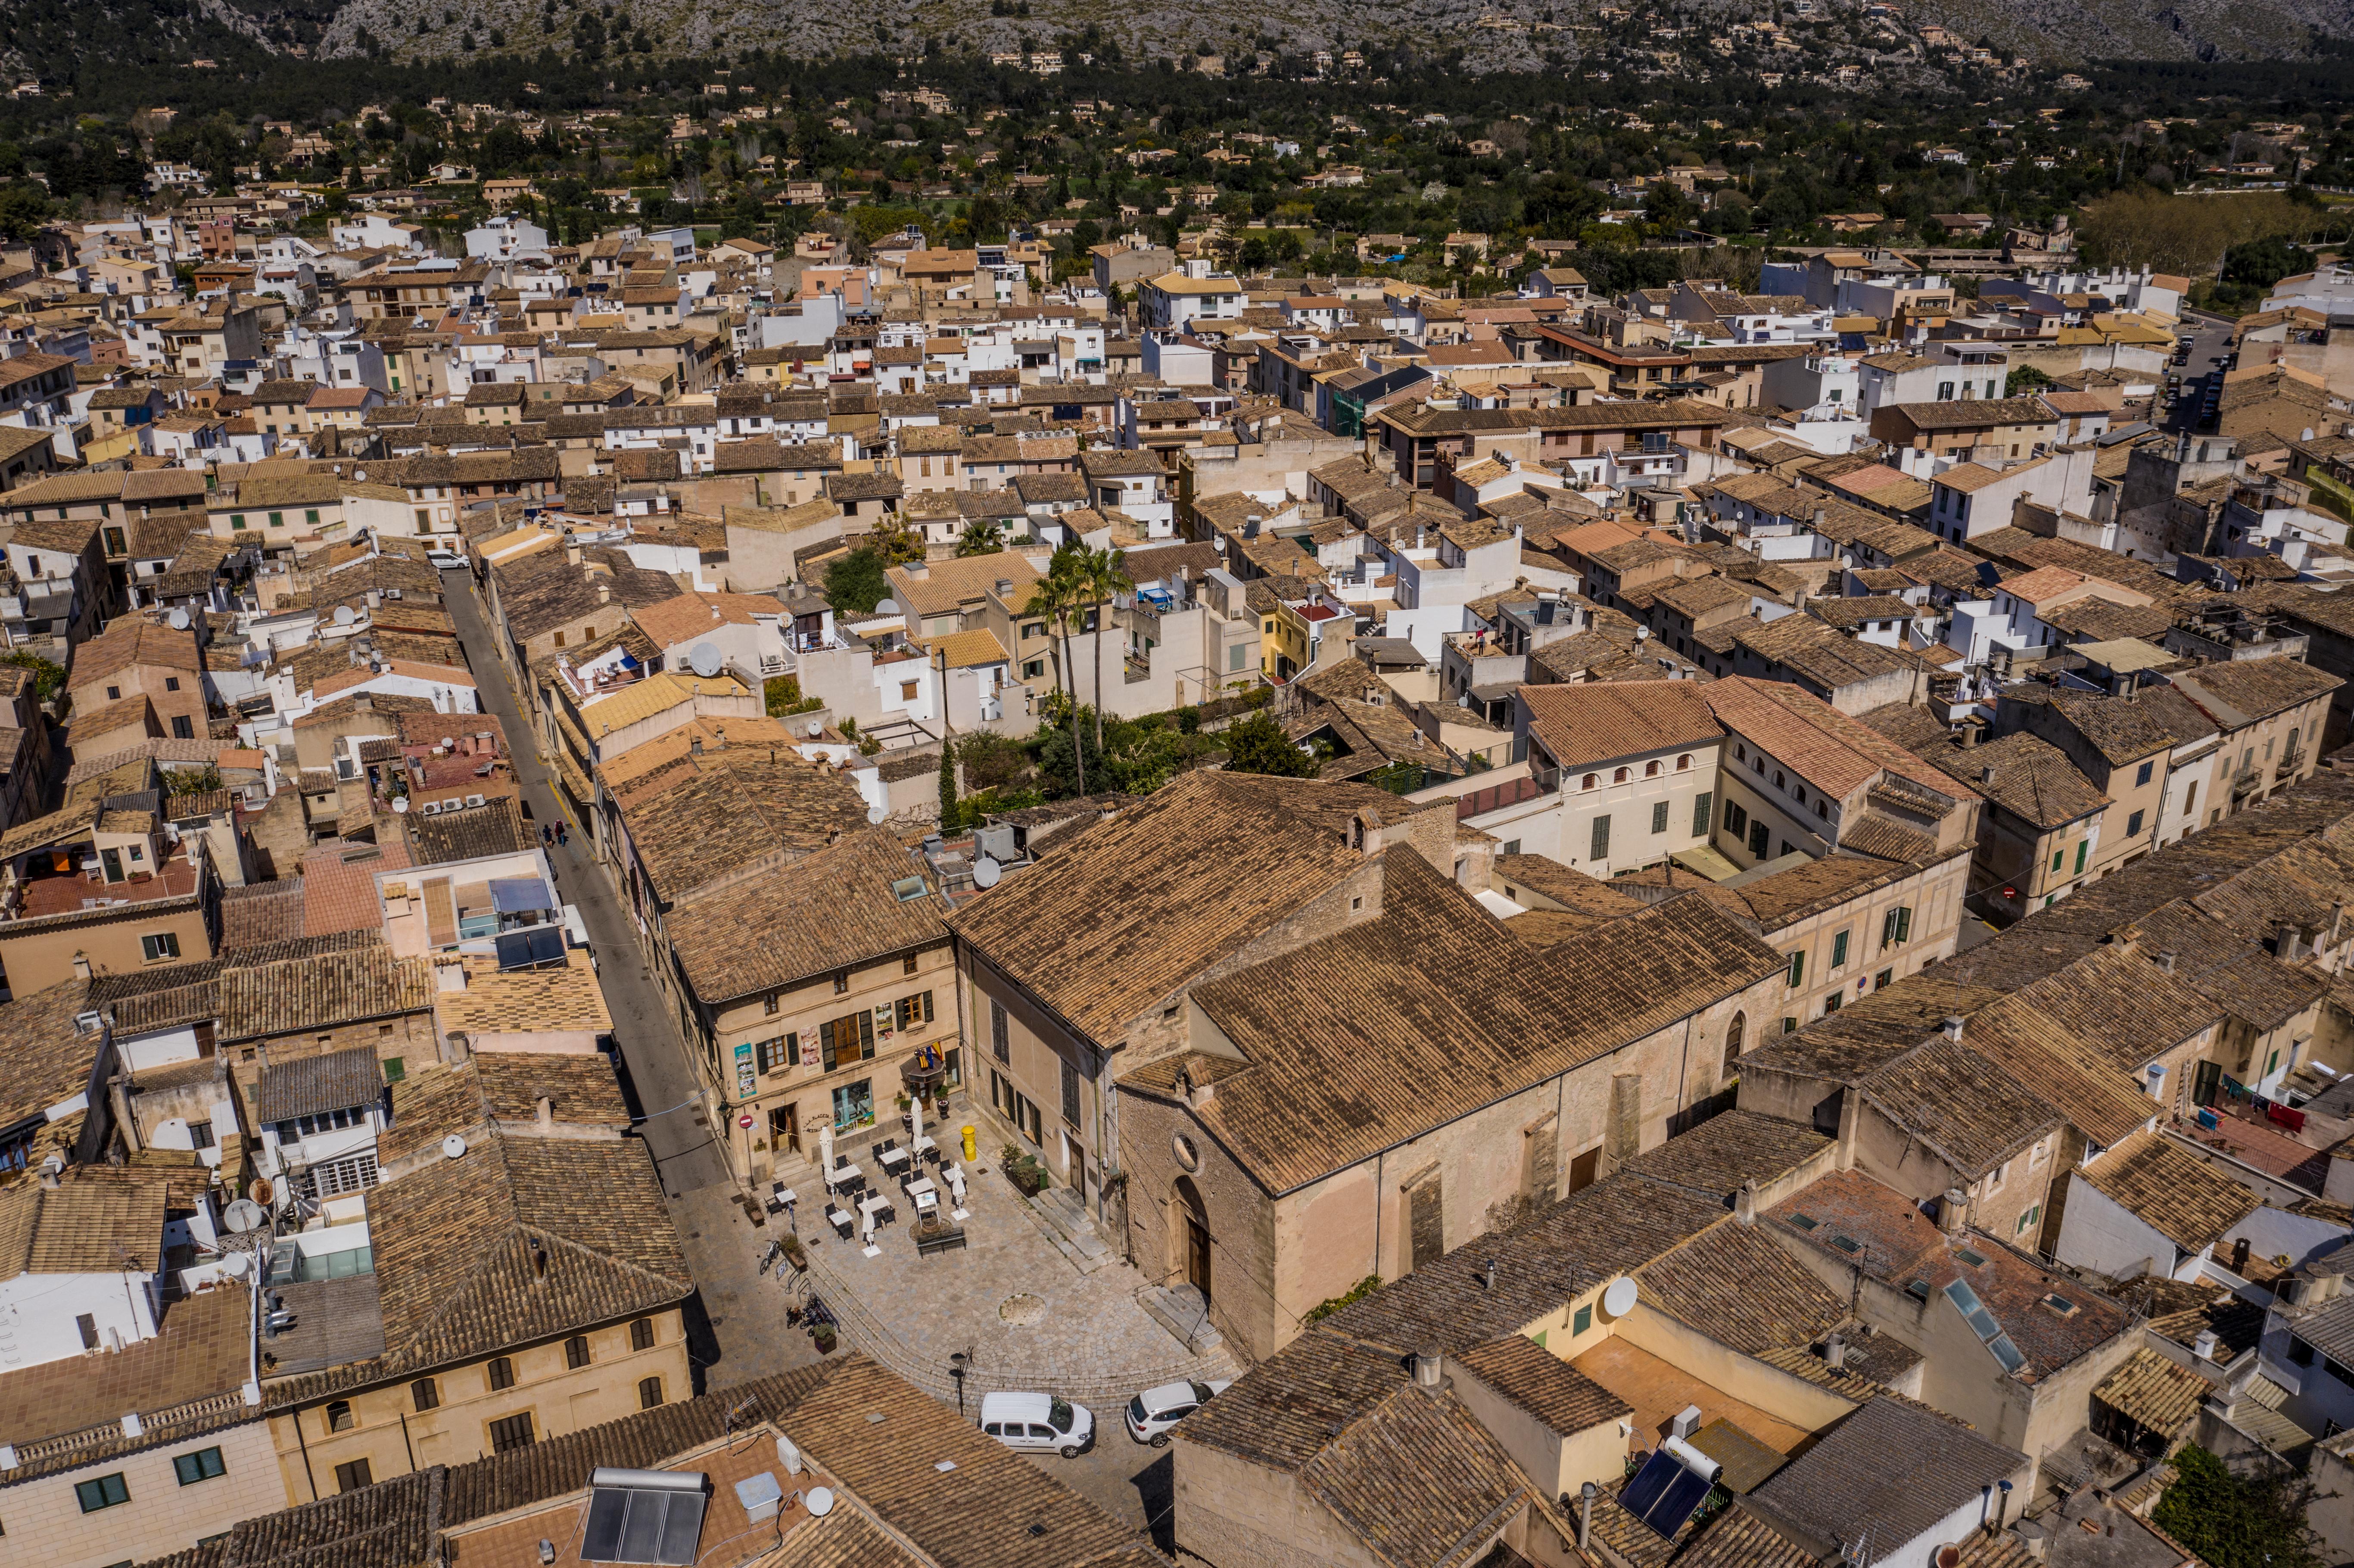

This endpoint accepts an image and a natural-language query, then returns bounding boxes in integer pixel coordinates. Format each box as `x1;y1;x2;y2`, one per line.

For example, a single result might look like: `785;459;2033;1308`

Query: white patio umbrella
819;1123;834;1179
909;1093;924;1153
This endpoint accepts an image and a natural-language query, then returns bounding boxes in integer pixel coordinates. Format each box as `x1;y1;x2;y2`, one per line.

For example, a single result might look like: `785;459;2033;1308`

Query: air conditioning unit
465;794;485;808
420;800;442;815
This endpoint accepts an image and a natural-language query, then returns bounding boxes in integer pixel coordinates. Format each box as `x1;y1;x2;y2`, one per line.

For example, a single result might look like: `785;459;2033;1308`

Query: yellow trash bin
962;1125;978;1162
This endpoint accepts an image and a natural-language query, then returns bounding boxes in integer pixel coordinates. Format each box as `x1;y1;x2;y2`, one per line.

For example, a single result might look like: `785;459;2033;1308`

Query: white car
1123;1378;1231;1446
978;1391;1095;1457
426;549;467;570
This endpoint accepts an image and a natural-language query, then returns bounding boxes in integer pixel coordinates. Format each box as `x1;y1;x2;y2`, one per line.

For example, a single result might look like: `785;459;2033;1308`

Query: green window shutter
1693;790;1713;837
1895;906;1911;943
1651;801;1669;835
2074;839;2088;874
1590;814;1610;861
1787;949;1805;987
1573;1303;1592;1335
1832;930;1849;968
820;1019;838;1071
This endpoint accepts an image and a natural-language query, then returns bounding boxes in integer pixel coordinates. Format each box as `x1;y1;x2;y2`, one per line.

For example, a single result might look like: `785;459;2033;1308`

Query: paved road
439;566;828;1390
1023;1433;1176;1553
2166;308;2239;433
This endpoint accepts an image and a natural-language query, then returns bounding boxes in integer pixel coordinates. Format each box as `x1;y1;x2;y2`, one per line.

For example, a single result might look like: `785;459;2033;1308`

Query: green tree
1020;549;1089;796
1222;710;1317;777
1077;545;1133;755
0;649;63;702
938;737;962;833
822;547;890;614
2005;364;2055;398
955;519;1006;557
2152;1446;2318;1568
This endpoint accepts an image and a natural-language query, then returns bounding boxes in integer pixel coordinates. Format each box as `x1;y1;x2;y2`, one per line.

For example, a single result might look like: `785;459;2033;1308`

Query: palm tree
1078;546;1133;754
1019;550;1087;796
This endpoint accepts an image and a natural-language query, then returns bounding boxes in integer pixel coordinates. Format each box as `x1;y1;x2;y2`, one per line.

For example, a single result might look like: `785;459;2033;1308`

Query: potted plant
779;1232;807;1272
812;1321;838;1354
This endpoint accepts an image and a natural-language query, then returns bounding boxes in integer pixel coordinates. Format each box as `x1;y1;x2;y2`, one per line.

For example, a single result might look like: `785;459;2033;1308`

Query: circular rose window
1173;1133;1201;1172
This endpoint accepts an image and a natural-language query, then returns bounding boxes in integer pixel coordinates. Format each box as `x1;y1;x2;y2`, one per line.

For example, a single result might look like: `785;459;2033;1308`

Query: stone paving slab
797;1159;1237;1405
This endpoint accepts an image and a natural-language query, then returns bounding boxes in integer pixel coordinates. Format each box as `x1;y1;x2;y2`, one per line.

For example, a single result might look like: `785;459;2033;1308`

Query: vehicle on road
1124;1378;1232;1447
427;549;467;570
980;1391;1095;1457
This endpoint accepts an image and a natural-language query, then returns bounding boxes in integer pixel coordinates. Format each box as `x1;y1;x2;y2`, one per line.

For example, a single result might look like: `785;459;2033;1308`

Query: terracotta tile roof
300;837;414;936
1519;681;1721;772
2092;1346;2214;1438
1455;1333;1631;1433
1926;731;2103;829
1635;1218;1851;1358
1741;1396;2026;1560
0;1283;254;1483
406;796;535;865
1296;1379;1543;1568
0;977;102;1129
666;829;944;1005
433;952;615;1039
267;1132;690;1405
952;770;1435;1045
1705;676;1972;804
882;552;1044;619
2080;1129;2260;1254
0;1163;168;1279
616;748;874;908
256;1047;384;1123
382;1054;632;1168
628;590;785;650
220;940;434;1042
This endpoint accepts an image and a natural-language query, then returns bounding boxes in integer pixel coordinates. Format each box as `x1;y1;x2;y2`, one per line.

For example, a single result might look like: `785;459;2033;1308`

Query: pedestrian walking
542;824;553;846
557;822;569;847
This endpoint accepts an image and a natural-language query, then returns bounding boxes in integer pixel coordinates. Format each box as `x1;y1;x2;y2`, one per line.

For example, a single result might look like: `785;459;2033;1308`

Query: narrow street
438;565;826;1389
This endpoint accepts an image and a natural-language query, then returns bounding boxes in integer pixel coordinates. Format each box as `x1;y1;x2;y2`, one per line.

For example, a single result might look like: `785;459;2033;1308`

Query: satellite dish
972;854;1001;889
223;1198;267;1233
167;607;191;631
866;805;887;824
1602;1277;1640;1318
247;1178;273;1205
688;642;723;678
805;1488;835;1518
333;605;357;626
392;796;410;813
875;598;900;615
806;721;823;738
442;1134;467;1160
221;1251;251;1279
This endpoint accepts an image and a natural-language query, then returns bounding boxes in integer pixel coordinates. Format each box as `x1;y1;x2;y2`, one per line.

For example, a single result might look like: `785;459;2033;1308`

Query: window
334;1459;373;1493
1582;773;1597;791
565;1335;591;1369
189;1118;214;1149
754;1035;791;1074
1693;791;1713;837
1831;930;1850;969
2136;760;2154;787
832;972;850;995
821;1011;875;1070
1677;753;1693;772
412;1378;439;1412
1881;906;1912;949
991;1000;1010;1062
1572;1303;1593;1336
1786;950;1806;988
895;992;934;1030
106;685;122;702
488;1412;535;1453
2074;840;2089;875
165;676;181;692
2291;1336;2318;1367
2127;809;2145;837
1590;815;1611;861
174;1447;227;1485
1023;660;1045;680
903;953;919;977
1644;760;1661;778
1651;801;1669;835
487;1356;516;1391
639;1376;665;1409
325;1400;355;1432
899;681;919;701
1613;767;1629;784
1749;821;1770;857
1724;799;1746;836
77;1313;98;1349
77;1474;130;1512
1061;1058;1082;1125
765;993;781;1016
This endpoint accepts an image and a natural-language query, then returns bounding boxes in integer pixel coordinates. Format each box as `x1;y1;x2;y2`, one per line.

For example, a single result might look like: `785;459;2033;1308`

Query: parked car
1124;1378;1233;1446
426;549;467;570
979;1391;1094;1457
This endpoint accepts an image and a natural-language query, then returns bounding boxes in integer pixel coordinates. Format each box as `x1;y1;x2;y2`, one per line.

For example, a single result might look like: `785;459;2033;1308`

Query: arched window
1614;767;1630;784
1775;770;1786;789
1736;744;1747;762
326;1400;354;1433
1677;754;1693;772
1644;760;1662;778
1582;773;1598;791
1723;1012;1746;1078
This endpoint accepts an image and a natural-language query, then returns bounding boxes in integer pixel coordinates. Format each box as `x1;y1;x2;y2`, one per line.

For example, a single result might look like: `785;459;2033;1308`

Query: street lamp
949;1352;969;1419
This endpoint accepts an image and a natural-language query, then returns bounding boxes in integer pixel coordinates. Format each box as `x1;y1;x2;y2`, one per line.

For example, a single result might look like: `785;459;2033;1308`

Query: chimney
1939;1187;1969;1235
2193;1328;2221;1361
70;951;91;980
535;1095;553;1132
1578;1482;1597;1550
1734;1177;1758;1226
2277;921;2305;961
1959;723;1980;749
994;577;1013;598
906;560;931;579
595;582;611;605
2232;1235;2251;1273
1941;1015;1965;1042
531;1237;549;1281
1835;1084;1860;1172
1412;1347;1442;1388
2156;951;2177;974
1824;1331;1846;1372
690;736;703;756
1481;1258;1498;1291
37;1160;60;1191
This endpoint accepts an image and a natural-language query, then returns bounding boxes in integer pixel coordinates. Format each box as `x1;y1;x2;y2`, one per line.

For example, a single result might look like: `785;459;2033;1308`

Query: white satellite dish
806;721;823;738
688;642;723;678
972;854;1000;889
1601;1277;1640;1319
222;1198;268;1233
221;1251;250;1279
333;605;357;626
805;1487;835;1518
167;607;191;631
875;598;900;615
442;1134;467;1160
866;805;887;825
392;796;410;813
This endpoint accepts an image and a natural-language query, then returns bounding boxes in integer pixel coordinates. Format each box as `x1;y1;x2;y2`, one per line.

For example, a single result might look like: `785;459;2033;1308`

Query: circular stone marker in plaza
999;1293;1048;1327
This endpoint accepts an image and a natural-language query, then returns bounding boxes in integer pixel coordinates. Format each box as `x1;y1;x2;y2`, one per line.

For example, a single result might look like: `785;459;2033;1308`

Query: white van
978;1391;1095;1457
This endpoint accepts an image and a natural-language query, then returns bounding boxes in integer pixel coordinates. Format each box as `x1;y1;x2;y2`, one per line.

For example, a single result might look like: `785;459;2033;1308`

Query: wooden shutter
820;1020;838;1071
1408;1177;1444;1272
785;1032;800;1066
857;1011;876;1060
